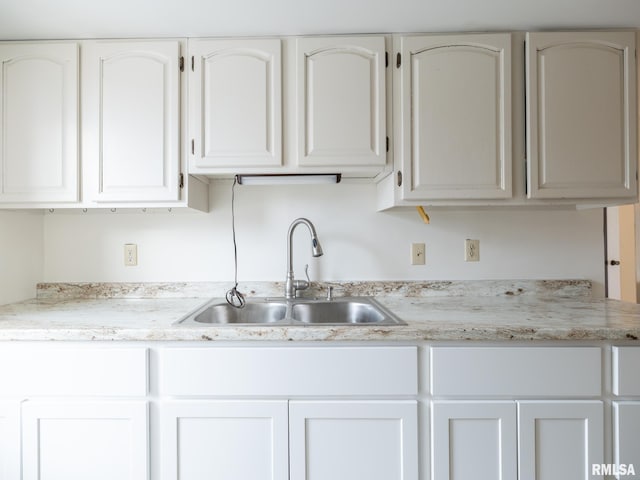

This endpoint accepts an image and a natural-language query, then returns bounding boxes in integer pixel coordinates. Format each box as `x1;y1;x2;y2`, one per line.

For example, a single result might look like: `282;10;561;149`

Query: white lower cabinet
431;401;517;480
289;400;418;480
159;399;416;480
431;400;603;480
430;347;605;480
612;346;640;478
22;400;148;480
160;400;289;480
157;345;418;480
0;401;20;480
0;343;624;480
614;402;640;476
0;345;149;479
518;401;604;480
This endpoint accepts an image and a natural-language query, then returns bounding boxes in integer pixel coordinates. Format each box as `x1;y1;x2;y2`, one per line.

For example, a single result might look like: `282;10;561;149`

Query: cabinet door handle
610;260;621;266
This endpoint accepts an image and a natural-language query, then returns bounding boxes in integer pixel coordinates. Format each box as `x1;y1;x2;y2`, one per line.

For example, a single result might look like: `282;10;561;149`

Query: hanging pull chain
225;176;245;308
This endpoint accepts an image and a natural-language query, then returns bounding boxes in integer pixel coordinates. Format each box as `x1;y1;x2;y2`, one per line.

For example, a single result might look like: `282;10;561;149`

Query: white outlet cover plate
411;243;426;265
465;239;480;262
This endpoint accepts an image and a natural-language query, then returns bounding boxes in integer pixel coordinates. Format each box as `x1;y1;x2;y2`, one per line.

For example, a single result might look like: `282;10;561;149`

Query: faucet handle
292;264;311;297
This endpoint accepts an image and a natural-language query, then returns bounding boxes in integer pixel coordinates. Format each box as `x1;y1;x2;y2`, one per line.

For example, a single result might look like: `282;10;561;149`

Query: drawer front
431;347;601;397
613;347;640;395
0;346;147;397
159;346;417;396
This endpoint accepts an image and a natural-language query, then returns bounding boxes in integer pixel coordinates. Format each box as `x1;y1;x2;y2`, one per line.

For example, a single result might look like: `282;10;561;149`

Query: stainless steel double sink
176;296;405;326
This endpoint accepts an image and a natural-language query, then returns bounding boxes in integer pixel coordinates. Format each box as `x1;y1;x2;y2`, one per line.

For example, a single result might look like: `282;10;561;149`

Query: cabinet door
296;36;386;168
518;401;604;480
289;400;418;480
614;402;640;475
189;38;282;169
0;42;79;203
526;32;637;199
82;40;181;203
22;400;148;480
431;401;517;480
397;34;512;200
0;401;20;480
160;400;288;480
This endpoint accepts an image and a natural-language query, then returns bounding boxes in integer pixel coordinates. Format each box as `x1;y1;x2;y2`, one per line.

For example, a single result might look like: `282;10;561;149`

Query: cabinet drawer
613;347;640;395
431;347;601;397
0;346;147;396
159;346;417;396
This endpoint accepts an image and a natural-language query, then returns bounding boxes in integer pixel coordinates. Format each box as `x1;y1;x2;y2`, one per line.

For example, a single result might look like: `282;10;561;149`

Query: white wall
42;181;606;296
0;211;43;304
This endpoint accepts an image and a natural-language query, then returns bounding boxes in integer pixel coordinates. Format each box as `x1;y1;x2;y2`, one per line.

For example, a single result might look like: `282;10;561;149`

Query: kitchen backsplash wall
41;181;606;296
0;211;43;304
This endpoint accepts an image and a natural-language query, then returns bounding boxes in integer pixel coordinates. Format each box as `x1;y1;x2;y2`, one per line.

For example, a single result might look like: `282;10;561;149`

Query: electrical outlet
124;244;138;266
464;239;480;262
411;243;426;265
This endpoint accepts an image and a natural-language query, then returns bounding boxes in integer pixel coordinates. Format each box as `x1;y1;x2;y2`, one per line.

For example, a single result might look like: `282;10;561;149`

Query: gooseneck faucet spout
285;218;323;299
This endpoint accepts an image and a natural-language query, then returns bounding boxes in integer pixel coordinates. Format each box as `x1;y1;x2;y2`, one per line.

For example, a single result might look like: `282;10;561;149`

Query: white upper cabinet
189;38;282;170
295;36;387;168
82;40;182;203
0;42;79;204
396;34;512;200
526;31;637;200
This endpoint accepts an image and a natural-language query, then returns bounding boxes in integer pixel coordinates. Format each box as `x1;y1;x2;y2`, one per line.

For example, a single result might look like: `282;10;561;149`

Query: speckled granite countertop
0;280;639;342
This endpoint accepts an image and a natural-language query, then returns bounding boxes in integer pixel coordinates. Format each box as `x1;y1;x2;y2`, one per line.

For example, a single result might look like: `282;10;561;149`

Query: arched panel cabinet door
526;31;637;200
296;36;387;168
0;42;79;204
189;38;282;170
396;34;512;200
82;40;182;203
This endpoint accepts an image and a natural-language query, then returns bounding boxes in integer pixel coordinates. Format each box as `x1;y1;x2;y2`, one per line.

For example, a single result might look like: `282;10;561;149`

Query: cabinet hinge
386;136;389;152
179;56;184;72
191;56;195;72
396;52;401;68
385;51;388;68
191;139;195;155
179;173;184;189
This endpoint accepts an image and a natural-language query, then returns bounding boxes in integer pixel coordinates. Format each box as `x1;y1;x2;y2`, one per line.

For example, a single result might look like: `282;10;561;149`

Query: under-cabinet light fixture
235;173;341;185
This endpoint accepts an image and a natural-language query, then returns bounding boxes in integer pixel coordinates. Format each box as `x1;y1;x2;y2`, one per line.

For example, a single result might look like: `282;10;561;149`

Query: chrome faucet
285;218;323;299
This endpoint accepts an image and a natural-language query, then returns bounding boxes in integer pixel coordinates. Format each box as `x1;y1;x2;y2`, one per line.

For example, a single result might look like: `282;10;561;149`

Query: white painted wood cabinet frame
526;31;637;200
0;42;79;204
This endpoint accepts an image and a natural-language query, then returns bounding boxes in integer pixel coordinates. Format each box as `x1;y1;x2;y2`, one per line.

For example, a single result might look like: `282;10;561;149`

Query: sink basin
291;300;387;324
177;297;404;326
190;301;288;324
